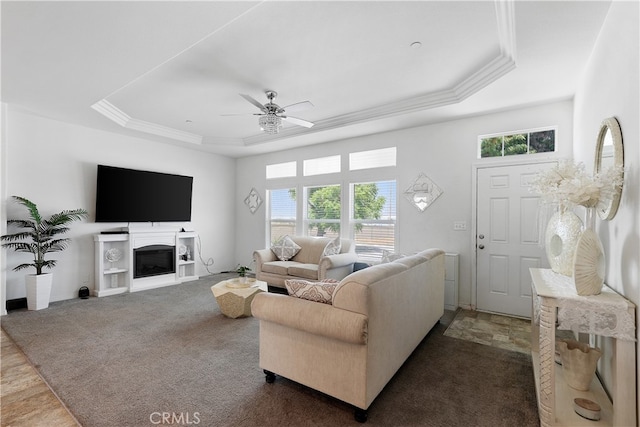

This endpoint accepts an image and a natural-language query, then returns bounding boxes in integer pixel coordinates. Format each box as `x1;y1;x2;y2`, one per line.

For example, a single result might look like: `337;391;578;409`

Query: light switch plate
453;221;467;231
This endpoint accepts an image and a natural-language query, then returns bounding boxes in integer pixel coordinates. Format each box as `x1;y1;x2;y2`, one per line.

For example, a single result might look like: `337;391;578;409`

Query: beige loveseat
251;248;445;422
253;236;358;291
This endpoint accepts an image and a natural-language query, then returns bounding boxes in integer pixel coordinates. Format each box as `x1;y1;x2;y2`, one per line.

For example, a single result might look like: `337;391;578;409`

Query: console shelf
94;234;130;297
529;268;636;427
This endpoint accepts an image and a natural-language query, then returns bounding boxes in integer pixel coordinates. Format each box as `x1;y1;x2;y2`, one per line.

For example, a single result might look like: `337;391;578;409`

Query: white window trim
264;148;398;256
477;126;558;159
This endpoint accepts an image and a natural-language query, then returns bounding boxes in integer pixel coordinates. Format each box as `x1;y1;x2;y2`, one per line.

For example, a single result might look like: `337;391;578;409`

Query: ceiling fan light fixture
259;113;282;134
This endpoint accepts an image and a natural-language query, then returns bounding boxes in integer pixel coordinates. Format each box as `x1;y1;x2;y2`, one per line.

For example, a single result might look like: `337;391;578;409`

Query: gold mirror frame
594;117;624;220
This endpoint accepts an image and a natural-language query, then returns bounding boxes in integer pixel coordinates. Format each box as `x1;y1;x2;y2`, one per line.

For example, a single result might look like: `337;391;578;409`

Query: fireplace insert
134;245;175;279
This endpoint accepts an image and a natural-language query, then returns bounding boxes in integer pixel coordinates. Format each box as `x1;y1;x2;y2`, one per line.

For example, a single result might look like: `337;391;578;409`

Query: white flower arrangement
529;159;623;210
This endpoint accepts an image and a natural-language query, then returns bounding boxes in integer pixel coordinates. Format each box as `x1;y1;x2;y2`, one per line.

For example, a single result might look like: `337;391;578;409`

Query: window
351;181;396;261
264;147;397;260
479;128;555;158
350;147;396;170
267;188;296;243
304;185;341;238
266;161;296;179
303;155;340;176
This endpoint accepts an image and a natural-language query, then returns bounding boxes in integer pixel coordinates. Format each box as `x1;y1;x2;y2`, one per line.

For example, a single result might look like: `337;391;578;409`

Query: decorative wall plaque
404;173;443;212
244;188;263;214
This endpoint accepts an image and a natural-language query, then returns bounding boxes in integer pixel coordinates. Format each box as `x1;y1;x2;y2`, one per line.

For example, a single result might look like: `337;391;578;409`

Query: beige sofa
251;248;445;422
253;236;358;291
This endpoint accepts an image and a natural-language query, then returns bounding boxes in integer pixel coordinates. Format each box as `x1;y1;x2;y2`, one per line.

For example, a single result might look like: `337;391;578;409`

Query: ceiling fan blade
239;94;267;112
282;100;314;113
283;116;314;128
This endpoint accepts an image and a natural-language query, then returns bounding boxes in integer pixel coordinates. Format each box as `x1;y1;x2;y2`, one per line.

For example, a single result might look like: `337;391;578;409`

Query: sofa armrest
318;252;359;274
253;249;276;273
251;293;368;345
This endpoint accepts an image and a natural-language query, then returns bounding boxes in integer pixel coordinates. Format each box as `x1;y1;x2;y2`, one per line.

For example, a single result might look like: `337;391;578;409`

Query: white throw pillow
381;249;405;263
323;236;342;256
285;279;340;304
271;235;302;261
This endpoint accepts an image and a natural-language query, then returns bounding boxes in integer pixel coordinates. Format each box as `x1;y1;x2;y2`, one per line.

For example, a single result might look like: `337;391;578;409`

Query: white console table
94;231;198;297
530;268;636;427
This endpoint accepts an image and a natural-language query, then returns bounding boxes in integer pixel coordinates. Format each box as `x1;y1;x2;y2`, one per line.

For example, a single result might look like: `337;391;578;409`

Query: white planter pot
25;273;53;310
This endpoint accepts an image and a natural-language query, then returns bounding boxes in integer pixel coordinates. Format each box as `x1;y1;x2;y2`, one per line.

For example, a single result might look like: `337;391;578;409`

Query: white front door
475;163;553;318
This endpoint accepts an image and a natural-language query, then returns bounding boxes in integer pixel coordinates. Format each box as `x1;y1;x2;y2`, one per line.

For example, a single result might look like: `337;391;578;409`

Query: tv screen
95;165;193;223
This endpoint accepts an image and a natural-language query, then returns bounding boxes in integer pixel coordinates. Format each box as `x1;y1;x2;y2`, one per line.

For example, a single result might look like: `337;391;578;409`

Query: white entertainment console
94;230;198;297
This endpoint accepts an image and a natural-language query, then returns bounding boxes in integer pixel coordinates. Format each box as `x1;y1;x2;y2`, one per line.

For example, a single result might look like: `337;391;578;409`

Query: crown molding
244;0;517;146
92;0;516;148
91;99;203;145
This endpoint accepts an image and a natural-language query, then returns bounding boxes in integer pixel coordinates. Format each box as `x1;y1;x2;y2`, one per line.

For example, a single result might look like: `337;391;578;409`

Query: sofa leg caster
264;370;276;383
354;408;368;423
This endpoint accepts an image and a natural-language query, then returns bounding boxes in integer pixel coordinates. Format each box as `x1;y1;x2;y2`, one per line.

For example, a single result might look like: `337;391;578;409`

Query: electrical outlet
453;221;467;231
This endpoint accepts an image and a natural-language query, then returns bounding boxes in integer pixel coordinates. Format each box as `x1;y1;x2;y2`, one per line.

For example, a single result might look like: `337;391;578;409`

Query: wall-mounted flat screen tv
95;165;193;223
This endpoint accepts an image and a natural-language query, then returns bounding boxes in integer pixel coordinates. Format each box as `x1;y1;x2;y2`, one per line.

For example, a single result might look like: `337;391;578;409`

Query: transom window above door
478;127;556;159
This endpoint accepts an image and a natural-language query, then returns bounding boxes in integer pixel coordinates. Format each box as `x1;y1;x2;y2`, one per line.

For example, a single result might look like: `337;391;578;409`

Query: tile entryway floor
443;309;532;354
1;329;79;426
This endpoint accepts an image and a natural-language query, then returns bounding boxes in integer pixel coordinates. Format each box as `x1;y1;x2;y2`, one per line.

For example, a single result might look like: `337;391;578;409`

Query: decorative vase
545;209;583;276
25;273;53;311
557;339;602;391
573;207;605;296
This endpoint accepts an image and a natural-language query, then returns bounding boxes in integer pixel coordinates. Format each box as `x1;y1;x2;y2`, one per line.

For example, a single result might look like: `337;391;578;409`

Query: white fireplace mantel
93;230;198;297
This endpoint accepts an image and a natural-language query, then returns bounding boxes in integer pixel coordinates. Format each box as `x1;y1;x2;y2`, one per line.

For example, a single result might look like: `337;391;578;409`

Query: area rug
443;309;532;354
2;276;539;426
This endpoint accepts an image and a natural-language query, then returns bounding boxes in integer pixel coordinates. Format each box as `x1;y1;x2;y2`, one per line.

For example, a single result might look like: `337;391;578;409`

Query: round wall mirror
594;117;624;220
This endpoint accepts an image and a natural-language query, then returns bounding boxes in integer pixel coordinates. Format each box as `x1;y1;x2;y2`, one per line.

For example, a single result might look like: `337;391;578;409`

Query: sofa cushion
290;236;330;264
323;236;342;256
287;264;319;280
271;235;302;261
262;261;298;276
285;279;340;304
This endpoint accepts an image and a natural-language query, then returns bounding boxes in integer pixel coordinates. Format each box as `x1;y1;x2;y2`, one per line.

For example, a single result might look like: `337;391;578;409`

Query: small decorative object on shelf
557;339;602;391
574;398;601;421
105;247;123;270
178;244;187;261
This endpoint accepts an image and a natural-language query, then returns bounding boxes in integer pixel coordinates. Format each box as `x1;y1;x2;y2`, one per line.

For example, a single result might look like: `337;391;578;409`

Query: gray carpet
1;275;539;426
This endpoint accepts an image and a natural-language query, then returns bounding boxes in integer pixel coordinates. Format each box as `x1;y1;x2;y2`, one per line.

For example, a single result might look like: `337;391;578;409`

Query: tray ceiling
1;1;612;157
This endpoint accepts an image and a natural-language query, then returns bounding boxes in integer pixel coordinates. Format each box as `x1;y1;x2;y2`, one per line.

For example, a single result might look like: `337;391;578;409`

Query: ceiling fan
227;91;314;134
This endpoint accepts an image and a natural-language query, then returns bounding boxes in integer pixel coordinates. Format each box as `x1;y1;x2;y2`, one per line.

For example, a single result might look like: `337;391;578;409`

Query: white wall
2;107;237;302
1;104;7;314
236;100;573;308
573;0;640;414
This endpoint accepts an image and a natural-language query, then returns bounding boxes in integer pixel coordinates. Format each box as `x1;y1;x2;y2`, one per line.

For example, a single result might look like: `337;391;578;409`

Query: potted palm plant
1;196;88;310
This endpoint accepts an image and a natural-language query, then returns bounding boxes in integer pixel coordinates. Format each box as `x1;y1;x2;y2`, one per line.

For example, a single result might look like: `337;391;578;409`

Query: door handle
478;234;485;239
478;244;485;250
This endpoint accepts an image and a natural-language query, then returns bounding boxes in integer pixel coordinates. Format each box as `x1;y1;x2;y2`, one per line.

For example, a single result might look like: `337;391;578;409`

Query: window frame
264;148;398;260
477;126;557;159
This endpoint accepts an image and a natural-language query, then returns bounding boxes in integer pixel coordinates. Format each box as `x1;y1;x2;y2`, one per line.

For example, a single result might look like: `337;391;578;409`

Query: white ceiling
1;1;612;158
